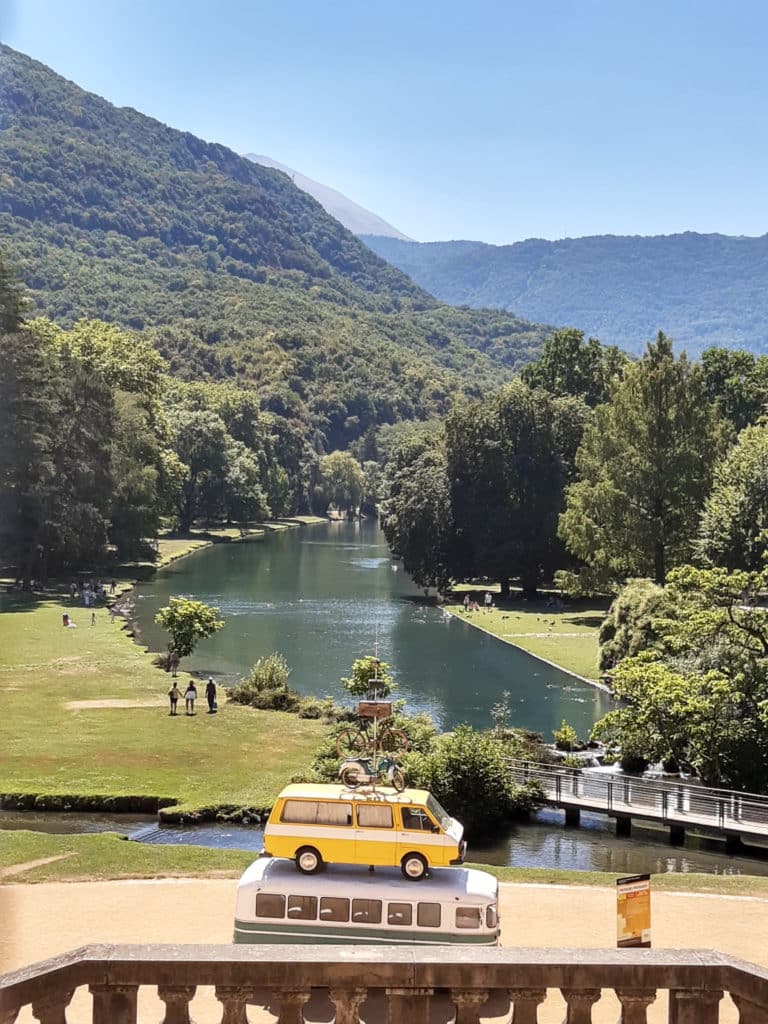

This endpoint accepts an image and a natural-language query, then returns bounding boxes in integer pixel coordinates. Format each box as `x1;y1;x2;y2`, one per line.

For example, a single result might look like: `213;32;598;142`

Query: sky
2;0;768;244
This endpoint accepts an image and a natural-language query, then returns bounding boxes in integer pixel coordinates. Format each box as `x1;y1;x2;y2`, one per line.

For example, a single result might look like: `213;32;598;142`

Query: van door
395;805;445;867
354;801;397;866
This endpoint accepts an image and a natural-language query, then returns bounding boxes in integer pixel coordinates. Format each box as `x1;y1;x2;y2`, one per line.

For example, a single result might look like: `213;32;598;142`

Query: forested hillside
0;45;548;449
363;233;768;355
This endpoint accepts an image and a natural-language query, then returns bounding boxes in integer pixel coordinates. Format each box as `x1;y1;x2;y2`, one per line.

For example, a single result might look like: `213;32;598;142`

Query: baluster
387;987;432;1024
330;987;368;1024
668;989;722;1024
731;993;768;1023
90;983;138;1024
561;988;600;1024
276;988;311;1024
158;985;196;1024
508;987;546;1023
615;989;656;1023
30;990;74;1024
215;985;250;1024
451;989;489;1024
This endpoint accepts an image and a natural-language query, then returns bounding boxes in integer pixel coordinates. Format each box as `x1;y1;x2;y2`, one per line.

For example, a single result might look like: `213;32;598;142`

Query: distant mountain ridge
246;154;411;241
362;232;768;354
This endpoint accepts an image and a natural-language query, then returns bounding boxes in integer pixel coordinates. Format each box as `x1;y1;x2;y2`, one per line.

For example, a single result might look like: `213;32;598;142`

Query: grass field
0;531;325;817
3;832;768;897
448;590;607;681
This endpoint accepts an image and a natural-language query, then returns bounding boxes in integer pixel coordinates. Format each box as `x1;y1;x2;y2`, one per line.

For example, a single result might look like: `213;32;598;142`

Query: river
130;520;609;736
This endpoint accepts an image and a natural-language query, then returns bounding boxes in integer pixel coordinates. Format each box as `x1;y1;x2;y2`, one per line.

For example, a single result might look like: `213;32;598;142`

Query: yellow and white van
263;784;466;879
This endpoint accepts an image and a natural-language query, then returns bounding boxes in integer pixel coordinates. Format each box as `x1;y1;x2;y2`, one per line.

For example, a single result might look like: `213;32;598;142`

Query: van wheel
401;853;428;880
296;846;322;874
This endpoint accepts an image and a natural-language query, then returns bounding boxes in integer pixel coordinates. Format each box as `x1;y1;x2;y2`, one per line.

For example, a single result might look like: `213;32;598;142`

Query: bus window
417;902;441;928
356;804;393;828
281;800;352;826
401;807;436;831
387;902;413;926
255;893;285;918
486;905;497;929
319;897;350;922
352;898;382;924
287;895;317;920
455;906;482;929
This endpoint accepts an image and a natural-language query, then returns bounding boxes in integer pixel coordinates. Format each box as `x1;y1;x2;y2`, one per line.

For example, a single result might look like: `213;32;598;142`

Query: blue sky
3;0;768;244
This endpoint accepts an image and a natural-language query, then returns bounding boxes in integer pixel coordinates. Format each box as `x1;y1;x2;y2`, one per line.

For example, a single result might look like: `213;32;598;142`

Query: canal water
130;520;609;736
2;809;767;877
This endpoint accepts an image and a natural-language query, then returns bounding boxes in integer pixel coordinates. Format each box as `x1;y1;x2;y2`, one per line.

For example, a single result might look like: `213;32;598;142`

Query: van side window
455;906;482;929
255;893;285;918
417;902;441;928
287;895;317;920
387;902;413;926
352;898;382;924
281;800;352;826
401;807;436;831
319;897;350;922
357;804;393;828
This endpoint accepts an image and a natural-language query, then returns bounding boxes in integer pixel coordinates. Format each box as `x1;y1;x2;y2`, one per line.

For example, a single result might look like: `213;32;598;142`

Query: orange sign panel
617;874;651;948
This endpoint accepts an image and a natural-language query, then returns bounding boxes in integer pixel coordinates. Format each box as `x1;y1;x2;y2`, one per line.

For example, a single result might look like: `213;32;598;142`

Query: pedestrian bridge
507;758;768;851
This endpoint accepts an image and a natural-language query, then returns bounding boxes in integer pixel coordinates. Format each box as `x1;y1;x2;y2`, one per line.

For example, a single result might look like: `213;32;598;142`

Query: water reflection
130;521;610;735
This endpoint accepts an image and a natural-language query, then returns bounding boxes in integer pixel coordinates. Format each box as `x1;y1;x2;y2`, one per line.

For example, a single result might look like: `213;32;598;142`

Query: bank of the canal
130;519;611;736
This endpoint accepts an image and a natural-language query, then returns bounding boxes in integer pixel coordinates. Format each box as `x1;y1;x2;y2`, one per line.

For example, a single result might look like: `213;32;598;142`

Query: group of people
69;579;116;606
167;677;217;716
462;591;494;612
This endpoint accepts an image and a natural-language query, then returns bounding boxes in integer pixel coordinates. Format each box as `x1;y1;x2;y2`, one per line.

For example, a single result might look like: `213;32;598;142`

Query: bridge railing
506;758;768;833
2;943;768;1023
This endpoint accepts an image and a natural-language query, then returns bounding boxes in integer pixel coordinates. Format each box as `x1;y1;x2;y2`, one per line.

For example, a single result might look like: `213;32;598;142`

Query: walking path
2;879;766;1022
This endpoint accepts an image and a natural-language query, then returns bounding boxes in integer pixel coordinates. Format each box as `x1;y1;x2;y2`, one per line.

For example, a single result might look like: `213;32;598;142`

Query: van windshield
426;795;452;830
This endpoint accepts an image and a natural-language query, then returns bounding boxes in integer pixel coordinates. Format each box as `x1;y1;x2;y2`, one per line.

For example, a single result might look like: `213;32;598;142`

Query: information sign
616;873;651;948
358;700;392;719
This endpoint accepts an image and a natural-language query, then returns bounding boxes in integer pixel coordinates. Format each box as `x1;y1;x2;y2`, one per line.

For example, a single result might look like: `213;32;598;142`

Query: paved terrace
507;759;768;849
2;944;768;1023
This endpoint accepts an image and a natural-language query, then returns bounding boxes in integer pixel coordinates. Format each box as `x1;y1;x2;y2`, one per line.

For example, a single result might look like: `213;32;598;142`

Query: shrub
341;656;396;697
405;724;544;839
598;579;673;671
228;653;300;711
553;719;581;752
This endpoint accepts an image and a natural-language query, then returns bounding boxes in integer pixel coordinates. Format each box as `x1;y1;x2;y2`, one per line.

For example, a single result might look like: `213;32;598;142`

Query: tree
598;578;672;671
700;347;768;434
155;597;224;661
341;656;396;698
592;565;768;789
380;432;454;594
318;451;363;517
520;328;627;407
172;409;231;530
223;439;270;530
698;424;768;570
560;333;724;586
446;380;583;596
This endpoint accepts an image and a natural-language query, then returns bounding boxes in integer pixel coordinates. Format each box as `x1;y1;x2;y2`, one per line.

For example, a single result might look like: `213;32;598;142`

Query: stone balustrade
2;944;768;1023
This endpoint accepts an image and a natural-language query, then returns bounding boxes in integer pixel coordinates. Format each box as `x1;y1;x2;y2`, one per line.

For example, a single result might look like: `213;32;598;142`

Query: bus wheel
401;853;428;880
296;846;323;874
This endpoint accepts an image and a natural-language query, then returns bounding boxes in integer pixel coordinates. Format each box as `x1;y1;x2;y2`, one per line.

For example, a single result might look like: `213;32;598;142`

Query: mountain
246;154;411;241
0;45;548;449
362;233;768;355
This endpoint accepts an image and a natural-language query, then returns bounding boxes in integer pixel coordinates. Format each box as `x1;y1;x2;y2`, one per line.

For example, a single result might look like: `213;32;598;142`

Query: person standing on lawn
205;677;217;714
184;680;197;716
168;682;180;716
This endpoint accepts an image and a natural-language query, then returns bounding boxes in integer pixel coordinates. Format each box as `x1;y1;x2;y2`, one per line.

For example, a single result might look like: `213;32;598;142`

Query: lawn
0;549;324;817
448;591;607;681
4;833;768;897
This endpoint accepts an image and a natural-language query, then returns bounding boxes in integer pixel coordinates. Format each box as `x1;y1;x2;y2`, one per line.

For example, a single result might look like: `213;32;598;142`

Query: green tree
172;409;231;530
446;380;582;596
341;656;396;698
560;333;723;586
698;424;768;570
405;725;543;839
700;347;768;434
521;328;627;407
318;450;364;516
380;431;454;594
598;578;673;671
592;565;768;789
155;597;224;661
